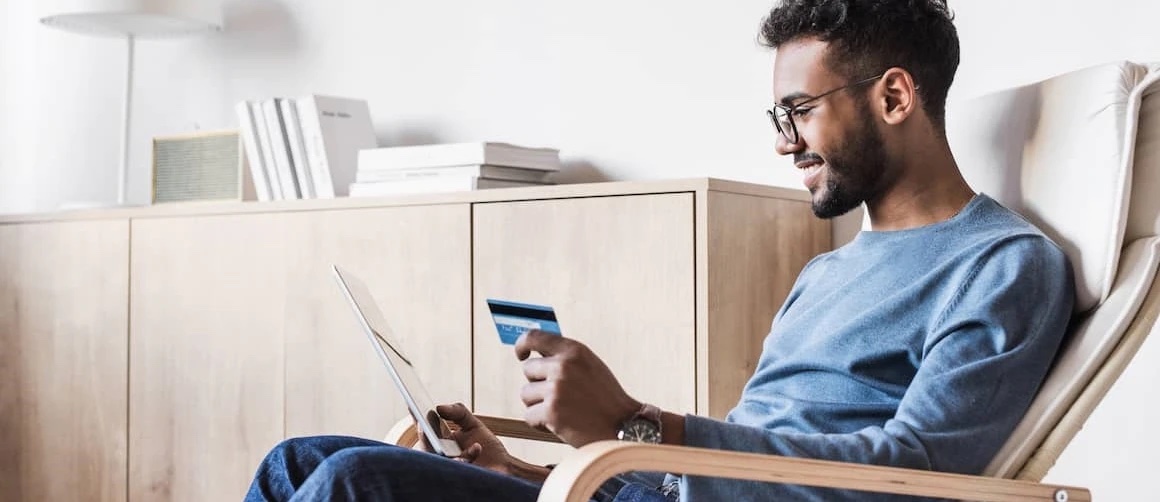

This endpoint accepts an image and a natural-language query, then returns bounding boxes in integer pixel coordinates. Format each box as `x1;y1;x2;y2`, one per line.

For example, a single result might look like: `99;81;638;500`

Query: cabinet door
0;220;129;502
282;205;472;439
129;205;472;501
130;213;289;502
473;193;696;464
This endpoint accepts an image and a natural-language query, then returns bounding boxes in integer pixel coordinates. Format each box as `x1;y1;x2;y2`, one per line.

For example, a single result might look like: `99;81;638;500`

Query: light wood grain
128;206;473;501
385;412;1091;502
282;205;472;440
539;441;1091;502
698;191;830;417
0;178;827;501
0;221;129;502
129;214;289;502
472;193;697;465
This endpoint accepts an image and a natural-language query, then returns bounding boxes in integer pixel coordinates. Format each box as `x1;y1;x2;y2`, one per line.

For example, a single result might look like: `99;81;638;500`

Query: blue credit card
486;299;561;345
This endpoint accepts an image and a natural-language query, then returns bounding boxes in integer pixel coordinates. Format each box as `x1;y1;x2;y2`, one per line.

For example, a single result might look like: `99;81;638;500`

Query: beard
805;108;889;219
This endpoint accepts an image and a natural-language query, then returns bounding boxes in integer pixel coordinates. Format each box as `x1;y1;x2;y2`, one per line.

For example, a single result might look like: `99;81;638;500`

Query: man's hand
435;403;551;483
515;330;642;447
436;403;511;470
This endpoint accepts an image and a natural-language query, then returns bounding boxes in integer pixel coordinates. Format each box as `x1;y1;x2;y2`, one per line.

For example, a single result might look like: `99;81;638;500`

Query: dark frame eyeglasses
766;74;885;144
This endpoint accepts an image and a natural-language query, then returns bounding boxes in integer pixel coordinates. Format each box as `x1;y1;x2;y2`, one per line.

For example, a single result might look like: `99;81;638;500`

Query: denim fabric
607;472;676;502
243;435;672;502
244;436;542;502
610;482;678;502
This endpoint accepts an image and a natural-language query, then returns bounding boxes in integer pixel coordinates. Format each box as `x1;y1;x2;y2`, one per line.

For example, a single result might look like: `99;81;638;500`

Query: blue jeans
244;436;674;502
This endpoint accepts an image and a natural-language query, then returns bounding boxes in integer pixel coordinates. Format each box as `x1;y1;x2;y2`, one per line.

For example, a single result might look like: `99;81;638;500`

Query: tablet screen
332;265;462;457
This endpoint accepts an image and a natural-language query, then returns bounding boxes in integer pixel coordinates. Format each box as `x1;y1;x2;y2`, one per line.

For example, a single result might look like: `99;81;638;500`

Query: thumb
461;442;483;463
437;402;482;430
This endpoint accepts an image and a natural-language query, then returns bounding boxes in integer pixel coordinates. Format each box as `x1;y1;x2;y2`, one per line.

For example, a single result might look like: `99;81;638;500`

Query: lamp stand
118;34;135;206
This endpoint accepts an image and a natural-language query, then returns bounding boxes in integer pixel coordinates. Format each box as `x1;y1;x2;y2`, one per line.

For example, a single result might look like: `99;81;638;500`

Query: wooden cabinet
129;213;290;501
0;179;829;501
700;193;830;417
279;205;472;440
473;193;697;463
128;205;472;501
0;221;129;502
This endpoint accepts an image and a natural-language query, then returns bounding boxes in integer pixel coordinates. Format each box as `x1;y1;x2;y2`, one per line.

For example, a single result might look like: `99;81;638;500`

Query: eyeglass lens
767;108;797;143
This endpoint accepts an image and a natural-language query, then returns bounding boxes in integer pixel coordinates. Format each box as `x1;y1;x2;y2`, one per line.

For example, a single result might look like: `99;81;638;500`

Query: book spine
234;101;273;201
279;98;316;199
356;143;560;171
355;165;551;183
357;144;484;170
252;100;284;199
263;99;301;199
348;175;477;197
297;98;336;198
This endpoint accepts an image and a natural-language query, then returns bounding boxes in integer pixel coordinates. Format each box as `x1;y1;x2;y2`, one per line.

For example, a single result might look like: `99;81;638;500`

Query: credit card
486;299;561;345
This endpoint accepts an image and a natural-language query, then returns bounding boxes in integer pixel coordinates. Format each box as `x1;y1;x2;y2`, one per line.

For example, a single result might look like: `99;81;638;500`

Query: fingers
514;330;570;360
520;380;549;407
457;443;482;463
523;402;554;433
436;402;482;430
521;356;556;382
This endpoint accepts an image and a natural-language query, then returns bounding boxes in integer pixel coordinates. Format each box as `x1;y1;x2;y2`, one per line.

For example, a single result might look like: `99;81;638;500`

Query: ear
876;67;919;126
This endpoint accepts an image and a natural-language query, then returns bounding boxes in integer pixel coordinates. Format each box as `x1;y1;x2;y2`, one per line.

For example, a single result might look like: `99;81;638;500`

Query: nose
775;132;804;156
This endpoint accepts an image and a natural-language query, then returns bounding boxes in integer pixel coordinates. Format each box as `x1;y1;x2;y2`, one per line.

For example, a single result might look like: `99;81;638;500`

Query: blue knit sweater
678;194;1075;501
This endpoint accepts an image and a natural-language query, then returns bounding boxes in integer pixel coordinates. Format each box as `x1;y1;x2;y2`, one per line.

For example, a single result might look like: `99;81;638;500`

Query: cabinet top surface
0;178;811;224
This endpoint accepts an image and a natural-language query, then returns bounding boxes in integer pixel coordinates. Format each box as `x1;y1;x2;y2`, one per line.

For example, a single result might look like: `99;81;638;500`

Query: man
245;0;1075;500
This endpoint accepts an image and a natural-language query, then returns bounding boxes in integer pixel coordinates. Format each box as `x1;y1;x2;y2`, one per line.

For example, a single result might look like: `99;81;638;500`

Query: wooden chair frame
386;415;1091;502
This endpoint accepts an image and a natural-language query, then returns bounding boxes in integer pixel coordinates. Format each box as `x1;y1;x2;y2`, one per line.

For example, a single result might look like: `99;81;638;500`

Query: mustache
794;153;823;164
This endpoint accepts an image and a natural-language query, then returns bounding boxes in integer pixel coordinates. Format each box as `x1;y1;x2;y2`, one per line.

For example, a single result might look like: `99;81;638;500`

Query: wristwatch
616;403;663;444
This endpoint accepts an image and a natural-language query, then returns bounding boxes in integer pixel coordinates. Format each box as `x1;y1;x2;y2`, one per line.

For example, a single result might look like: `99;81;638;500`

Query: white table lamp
40;0;222;205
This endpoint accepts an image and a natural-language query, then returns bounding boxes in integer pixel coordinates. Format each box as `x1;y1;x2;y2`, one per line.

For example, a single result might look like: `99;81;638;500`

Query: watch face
618;418;661;443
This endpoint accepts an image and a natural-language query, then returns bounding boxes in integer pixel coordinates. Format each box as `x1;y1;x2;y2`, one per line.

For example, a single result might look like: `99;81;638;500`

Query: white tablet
331;265;462;458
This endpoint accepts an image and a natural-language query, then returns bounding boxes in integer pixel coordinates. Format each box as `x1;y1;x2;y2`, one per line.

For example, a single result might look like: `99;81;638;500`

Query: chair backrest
943;60;1160;479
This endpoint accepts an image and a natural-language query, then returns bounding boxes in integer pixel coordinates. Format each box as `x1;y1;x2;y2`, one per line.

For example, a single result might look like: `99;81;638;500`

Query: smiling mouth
797;160;823;178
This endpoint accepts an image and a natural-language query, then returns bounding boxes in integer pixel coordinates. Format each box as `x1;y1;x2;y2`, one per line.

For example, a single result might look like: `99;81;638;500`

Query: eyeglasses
767;74;884;144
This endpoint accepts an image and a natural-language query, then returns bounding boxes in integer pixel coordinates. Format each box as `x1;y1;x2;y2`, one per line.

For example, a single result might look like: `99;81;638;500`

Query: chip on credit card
486;299;561;345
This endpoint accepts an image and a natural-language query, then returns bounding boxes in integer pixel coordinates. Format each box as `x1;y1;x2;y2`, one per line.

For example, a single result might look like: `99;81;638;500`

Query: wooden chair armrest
385;414;564;448
538;441;1091;502
476;415;565;443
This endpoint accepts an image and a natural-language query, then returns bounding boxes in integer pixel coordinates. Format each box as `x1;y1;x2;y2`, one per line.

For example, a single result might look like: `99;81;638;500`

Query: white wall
2;0;798;213
0;0;6;181
1;0;1158;498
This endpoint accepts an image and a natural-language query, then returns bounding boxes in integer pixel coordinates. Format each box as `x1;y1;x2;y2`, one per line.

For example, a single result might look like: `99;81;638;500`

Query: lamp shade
39;0;221;38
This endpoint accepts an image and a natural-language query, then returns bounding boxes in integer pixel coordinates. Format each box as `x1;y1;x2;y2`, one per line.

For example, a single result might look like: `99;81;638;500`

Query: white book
348;176;550;197
234;101;273;201
355;164;554;184
262;99;301;199
297;95;378;198
358;142;560;171
278;98;315;198
252;99;284;199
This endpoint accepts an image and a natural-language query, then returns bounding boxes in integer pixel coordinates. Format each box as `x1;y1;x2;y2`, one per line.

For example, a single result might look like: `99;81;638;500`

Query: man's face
772;39;889;219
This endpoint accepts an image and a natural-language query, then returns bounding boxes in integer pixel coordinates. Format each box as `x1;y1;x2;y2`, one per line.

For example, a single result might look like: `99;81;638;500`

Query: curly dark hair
760;0;959;129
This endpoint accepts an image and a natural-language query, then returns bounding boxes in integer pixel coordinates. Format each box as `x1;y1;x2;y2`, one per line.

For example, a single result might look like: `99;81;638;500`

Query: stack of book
350;142;560;197
235;95;377;201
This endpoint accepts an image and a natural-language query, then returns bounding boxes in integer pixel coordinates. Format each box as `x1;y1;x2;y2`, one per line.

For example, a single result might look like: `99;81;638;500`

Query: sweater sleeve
678;236;1075;500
